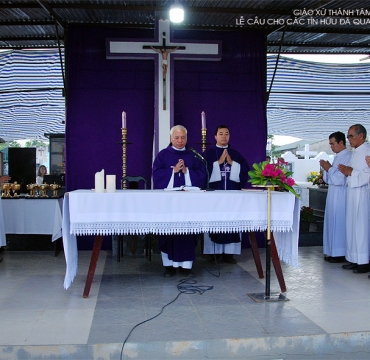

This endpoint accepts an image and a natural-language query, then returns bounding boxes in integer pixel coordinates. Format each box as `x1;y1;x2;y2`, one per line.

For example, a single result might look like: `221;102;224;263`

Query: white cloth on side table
2;198;63;241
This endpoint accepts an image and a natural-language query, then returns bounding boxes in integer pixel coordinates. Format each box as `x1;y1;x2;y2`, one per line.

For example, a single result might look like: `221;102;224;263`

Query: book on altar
164;185;203;191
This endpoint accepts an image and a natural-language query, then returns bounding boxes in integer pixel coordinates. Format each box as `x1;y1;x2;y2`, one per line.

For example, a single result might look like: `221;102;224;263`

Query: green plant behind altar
248;159;300;198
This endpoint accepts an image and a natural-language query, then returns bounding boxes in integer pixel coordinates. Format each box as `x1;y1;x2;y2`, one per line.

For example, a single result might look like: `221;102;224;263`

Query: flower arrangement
307;171;319;183
300;206;314;223
248;158;299;198
312;170;327;186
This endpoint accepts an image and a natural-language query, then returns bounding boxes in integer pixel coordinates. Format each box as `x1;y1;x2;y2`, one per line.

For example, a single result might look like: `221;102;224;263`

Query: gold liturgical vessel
11;182;21;197
39;183;49;198
1;183;11;198
26;183;39;197
49;183;61;198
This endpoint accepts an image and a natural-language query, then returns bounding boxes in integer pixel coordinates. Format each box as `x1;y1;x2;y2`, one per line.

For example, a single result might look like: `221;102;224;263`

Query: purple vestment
152;145;207;262
202;145;250;190
153;145;206;189
202;145;250;245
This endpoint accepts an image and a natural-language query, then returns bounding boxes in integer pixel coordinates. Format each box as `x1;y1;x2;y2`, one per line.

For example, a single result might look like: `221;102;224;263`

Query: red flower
286;178;295;186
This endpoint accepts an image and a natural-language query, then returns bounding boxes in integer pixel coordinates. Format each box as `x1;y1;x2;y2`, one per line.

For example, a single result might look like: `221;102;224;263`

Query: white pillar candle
95;169;105;193
106;175;116;193
201;111;206;129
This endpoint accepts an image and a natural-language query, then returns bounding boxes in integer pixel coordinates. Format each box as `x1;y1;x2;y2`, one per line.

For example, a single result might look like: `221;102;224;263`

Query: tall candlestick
201;111;206;129
201;129;207;153
122;111;126;129
122;128;127;188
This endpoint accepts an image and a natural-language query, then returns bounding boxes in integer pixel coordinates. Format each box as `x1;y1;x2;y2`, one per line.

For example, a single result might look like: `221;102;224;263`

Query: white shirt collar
172;146;186;151
216;144;229;149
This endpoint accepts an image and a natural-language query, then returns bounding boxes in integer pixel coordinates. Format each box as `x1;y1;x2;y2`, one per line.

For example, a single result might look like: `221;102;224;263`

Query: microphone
190;147;206;163
189;147;215;191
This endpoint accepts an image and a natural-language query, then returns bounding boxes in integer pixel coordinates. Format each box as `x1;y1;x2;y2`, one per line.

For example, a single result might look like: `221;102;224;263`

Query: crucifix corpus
106;19;221;155
144;34;185;110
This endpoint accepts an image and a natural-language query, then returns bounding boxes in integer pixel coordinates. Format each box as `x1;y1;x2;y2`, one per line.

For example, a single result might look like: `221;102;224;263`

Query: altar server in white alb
338;124;370;273
319;131;351;263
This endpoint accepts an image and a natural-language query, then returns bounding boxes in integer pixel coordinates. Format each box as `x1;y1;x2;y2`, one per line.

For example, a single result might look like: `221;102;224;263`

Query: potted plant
300;206;314;232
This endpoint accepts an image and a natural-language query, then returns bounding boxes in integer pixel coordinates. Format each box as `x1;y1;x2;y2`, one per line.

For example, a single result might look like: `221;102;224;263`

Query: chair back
121;175;147;190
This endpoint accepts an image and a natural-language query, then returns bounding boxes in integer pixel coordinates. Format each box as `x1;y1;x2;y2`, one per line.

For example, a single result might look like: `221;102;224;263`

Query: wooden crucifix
106;19;221;155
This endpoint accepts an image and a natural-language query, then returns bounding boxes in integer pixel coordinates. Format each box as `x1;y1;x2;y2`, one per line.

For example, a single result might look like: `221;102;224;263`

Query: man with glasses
338;124;370;273
320;132;351;263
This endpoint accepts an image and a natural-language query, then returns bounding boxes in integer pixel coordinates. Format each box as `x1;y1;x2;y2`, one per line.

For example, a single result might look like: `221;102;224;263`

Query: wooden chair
117;175;153;261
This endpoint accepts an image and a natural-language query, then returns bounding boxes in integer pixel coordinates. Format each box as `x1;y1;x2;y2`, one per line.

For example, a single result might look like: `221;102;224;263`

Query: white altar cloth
62;189;299;289
2;198;63;241
0;198;6;247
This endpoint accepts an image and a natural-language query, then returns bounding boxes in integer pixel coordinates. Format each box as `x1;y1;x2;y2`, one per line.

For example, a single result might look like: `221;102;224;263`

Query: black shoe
353;264;370;274
179;268;195;277
324;256;331;261
222;254;237;264
163;266;176;277
342;263;358;270
328;256;346;263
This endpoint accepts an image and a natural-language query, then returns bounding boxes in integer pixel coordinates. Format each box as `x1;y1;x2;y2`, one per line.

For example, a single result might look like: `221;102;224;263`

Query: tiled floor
1;246;370;359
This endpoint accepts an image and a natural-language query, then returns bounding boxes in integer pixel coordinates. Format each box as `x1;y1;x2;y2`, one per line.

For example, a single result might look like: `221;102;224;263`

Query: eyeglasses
347;134;357;139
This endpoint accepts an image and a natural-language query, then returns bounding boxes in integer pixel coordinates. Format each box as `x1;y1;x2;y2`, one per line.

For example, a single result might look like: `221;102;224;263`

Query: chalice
49;183;61;198
39;183;49;198
1;183;11;198
11;182;21;197
26;183;38;197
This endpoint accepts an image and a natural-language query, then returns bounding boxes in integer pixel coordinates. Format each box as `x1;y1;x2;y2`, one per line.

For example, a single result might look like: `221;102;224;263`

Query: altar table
1;198;63;242
62;189;300;296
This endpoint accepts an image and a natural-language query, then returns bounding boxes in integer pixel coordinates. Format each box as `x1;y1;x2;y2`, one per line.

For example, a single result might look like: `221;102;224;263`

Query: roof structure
1;49;370;141
1;1;370;141
0;49;65;141
0;1;370;54
267;55;370;139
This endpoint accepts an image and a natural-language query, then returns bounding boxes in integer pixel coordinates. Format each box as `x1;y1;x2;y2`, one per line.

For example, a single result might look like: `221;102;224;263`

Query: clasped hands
338;164;353;177
173;159;187;174
218;149;233;165
319;159;331;171
320;159;352;177
337;156;370;177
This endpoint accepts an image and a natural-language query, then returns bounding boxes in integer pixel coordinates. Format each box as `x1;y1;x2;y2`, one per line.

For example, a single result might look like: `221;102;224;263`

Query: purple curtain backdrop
173;29;267;168
65;25;267;249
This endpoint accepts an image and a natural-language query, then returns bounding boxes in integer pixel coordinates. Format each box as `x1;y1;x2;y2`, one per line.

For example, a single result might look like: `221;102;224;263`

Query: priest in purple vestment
202;125;250;264
152;125;207;277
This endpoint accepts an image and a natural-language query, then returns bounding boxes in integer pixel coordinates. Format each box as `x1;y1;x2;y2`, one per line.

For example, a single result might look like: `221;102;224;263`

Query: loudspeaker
8;148;36;193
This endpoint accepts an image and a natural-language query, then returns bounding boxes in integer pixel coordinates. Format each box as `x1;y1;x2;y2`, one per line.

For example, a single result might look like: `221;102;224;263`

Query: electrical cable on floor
202;241;221;277
119;277;214;360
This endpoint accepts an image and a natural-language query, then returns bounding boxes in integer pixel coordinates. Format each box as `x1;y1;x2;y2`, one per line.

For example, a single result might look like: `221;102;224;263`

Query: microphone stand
190;147;215;191
197;157;215;191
